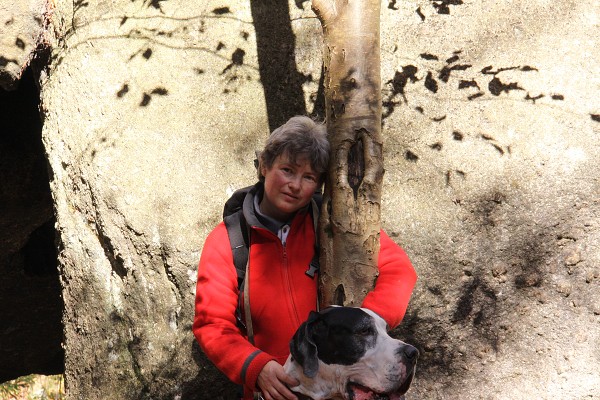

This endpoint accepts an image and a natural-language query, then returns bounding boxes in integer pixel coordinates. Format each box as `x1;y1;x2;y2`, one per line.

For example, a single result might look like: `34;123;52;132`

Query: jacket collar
242;182;310;234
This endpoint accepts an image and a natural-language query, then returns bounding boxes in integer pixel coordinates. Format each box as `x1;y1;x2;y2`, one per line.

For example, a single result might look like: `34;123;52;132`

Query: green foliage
0;375;64;400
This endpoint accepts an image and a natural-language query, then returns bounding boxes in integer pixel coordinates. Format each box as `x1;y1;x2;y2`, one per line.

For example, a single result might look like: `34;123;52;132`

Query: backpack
222;184;322;289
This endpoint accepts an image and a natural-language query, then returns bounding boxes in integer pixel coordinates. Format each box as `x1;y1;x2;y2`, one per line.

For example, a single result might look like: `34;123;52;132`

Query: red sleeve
361;230;417;329
192;223;274;391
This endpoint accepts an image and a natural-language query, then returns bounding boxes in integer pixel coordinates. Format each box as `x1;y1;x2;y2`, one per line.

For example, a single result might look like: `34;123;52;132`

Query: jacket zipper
252;226;301;327
281;238;301;327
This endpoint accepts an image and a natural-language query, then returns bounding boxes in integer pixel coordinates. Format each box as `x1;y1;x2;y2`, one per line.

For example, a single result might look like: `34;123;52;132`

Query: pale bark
312;0;383;307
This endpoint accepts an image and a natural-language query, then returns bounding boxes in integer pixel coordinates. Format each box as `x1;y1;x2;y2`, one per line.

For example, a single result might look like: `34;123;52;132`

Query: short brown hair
258;116;329;183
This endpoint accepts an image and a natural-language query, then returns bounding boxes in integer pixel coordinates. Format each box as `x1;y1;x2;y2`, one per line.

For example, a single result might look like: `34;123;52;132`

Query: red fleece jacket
193;198;417;398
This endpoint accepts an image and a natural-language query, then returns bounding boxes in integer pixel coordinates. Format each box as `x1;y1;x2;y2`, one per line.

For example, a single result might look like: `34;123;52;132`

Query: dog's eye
357;327;373;336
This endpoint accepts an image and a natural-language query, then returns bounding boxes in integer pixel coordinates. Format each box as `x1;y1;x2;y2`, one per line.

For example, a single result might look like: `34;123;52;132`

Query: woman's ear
259;163;267;179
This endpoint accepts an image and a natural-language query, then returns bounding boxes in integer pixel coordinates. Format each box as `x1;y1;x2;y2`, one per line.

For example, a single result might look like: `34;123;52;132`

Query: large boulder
380;2;600;398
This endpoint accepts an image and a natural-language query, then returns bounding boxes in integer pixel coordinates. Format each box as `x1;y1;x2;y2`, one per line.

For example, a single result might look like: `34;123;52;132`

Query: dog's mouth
347;370;414;400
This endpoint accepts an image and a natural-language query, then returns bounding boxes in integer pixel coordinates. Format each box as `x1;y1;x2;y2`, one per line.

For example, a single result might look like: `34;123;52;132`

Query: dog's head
284;306;418;400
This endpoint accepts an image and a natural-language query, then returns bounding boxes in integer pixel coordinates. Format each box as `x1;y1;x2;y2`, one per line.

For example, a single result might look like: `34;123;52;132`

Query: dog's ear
290;311;320;378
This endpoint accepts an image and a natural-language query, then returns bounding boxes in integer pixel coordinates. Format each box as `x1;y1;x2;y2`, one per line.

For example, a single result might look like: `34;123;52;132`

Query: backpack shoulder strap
223;185;254;287
305;195;321;278
224;209;252;333
224;210;249;288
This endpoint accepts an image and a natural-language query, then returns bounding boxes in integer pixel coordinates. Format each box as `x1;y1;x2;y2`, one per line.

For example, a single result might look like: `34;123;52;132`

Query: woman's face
260;153;319;221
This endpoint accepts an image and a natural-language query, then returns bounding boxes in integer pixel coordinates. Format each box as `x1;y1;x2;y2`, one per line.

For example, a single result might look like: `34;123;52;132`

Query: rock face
0;0;49;89
1;0;599;399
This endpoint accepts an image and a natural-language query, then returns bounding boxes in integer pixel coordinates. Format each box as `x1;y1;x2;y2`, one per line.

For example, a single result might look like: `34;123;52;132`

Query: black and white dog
283;306;418;400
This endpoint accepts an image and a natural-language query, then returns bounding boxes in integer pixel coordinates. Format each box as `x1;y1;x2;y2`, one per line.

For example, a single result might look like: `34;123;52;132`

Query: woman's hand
256;360;299;400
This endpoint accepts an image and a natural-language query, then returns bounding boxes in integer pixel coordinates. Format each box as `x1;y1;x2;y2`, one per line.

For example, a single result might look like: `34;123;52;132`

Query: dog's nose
402;345;419;361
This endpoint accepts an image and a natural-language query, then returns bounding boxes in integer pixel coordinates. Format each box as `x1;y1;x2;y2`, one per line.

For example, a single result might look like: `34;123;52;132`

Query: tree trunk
312;0;383;308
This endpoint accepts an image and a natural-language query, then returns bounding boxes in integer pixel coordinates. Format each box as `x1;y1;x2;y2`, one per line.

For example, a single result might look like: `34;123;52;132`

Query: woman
193;116;417;400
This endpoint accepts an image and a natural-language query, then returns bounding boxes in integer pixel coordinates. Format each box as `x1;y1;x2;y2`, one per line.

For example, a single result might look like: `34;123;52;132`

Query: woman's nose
288;175;301;190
